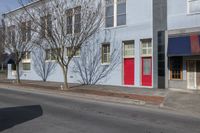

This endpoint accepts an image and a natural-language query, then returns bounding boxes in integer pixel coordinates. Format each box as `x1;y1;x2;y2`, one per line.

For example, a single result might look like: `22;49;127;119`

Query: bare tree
2;11;36;83
72;31;121;85
19;0;104;89
0;25;4;65
33;47;56;82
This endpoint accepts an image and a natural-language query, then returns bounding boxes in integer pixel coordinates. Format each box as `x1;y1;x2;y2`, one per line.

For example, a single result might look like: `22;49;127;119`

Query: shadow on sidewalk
0;105;43;132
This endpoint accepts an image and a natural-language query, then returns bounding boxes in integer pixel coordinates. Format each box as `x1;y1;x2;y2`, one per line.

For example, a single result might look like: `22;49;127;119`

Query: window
66;47;80;57
105;0;114;27
188;0;200;14
66;9;73;34
22;52;31;71
74;6;81;33
102;44;110;64
21;21;31;42
45;49;60;60
66;6;81;34
23;63;31;71
7;25;15;44
141;39;152;57
23;52;31;60
12;64;16;71
46;49;51;60
124;41;134;58
41;14;52;38
105;0;126;28
117;0;126;26
170;57;183;80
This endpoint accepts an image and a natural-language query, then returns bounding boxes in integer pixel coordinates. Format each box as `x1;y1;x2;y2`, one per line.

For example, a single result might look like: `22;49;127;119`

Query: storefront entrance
187;60;200;90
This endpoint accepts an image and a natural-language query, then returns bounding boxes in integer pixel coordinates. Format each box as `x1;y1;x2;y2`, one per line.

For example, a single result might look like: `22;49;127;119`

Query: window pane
189;0;200;13
141;39;152;56
117;14;126;26
23;63;31;70
106;17;114;27
143;59;151;75
117;3;126;15
102;44;110;63
106;6;114;17
170;57;182;79
124;42;134;57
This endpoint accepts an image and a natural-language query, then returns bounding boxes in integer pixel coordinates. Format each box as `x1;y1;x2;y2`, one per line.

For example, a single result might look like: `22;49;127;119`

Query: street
0;88;200;133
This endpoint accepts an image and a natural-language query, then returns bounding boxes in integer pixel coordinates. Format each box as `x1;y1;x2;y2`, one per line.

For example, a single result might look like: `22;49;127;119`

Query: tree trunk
61;65;69;90
16;63;21;84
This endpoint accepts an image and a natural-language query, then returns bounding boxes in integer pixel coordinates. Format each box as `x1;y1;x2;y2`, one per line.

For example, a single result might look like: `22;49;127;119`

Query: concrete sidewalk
163;90;200;116
0;79;167;105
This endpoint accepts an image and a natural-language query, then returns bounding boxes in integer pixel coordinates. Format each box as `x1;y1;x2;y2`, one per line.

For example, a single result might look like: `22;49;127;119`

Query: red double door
124;58;134;85
124;57;152;87
141;57;152;86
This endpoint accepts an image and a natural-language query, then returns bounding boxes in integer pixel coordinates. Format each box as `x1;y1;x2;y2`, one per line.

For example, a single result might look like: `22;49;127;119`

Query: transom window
141;39;152;57
105;0;126;27
188;0;200;14
102;44;110;64
170;57;183;80
124;41;134;58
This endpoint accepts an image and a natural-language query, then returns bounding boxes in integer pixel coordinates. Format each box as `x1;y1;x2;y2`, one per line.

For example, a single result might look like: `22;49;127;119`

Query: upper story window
66;6;81;34
188;0;200;14
7;25;15;44
105;0;114;27
21;21;31;42
105;0;126;28
41;14;52;38
141;39;152;57
117;0;126;26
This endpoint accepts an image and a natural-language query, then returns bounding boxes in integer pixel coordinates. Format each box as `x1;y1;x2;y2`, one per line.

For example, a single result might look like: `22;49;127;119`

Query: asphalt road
0;88;200;133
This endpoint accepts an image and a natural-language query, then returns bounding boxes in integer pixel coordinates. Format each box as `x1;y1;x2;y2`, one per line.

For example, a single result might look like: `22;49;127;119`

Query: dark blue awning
168;35;200;57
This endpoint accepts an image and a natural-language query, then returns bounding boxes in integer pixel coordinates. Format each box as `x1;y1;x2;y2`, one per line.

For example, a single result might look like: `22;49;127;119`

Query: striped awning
168;34;200;56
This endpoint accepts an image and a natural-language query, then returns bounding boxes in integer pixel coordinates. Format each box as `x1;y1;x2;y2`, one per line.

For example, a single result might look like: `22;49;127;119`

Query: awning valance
168;35;200;57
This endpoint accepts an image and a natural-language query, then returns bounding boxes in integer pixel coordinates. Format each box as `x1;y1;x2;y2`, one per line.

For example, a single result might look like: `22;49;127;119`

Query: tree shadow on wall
0;105;43;132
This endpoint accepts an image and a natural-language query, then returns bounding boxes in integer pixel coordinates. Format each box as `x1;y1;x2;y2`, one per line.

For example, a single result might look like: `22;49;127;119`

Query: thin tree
72;31;121;85
33;47;56;82
2;11;35;83
19;0;104;89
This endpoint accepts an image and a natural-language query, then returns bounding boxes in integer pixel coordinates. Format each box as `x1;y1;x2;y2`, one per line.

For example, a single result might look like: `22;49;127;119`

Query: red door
124;58;134;85
142;57;152;86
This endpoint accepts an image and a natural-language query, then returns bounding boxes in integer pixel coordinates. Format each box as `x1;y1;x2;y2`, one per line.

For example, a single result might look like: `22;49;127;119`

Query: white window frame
123;41;134;58
187;0;200;14
141;39;152;57
101;43;111;65
66;6;81;34
105;0;127;28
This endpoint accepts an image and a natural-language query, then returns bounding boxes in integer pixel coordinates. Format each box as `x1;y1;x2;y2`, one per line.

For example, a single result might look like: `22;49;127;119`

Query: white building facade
4;0;200;90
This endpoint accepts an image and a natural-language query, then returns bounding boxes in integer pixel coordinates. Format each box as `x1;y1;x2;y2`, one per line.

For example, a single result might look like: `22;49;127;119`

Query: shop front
168;34;200;90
